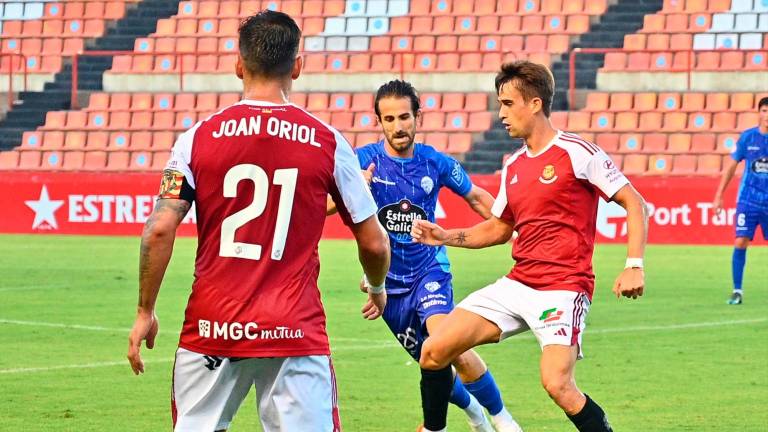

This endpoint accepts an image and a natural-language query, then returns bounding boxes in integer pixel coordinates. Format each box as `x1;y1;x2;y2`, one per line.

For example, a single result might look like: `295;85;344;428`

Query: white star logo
25;185;64;229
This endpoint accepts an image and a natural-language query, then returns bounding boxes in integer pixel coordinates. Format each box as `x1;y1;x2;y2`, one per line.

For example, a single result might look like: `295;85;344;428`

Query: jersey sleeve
491;162;514;222
160;122;199;202
437;152;472;196
731;130;749;162
331;131;378;225
356;144;373;170
576;150;630;200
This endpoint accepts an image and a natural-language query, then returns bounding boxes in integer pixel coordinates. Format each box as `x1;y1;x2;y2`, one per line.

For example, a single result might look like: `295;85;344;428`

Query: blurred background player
411;61;648;432
712;96;768;305
126;11;390;432
330;79;521;432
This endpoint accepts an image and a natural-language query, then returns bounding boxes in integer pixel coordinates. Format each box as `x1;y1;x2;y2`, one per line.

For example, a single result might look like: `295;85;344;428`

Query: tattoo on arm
455;231;467;245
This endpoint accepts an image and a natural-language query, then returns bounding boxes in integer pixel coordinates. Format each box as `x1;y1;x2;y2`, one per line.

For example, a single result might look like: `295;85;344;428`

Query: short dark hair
374;79;421;118
495;61;555;117
238;10;301;78
759;96;768;110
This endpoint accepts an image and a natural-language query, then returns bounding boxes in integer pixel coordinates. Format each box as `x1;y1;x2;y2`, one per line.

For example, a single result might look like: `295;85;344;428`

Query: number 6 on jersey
219;164;298;261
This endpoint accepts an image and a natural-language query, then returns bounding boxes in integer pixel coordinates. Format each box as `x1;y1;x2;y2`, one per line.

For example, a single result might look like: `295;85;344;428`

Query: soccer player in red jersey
411;61;648;432
126;11;390;432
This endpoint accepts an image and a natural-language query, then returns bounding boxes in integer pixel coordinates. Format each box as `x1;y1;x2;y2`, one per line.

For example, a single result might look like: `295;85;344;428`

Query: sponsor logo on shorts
425;281;441;292
554;328;568;337
539;308;564;323
420;293;448;309
197;319;304;341
203;355;223;371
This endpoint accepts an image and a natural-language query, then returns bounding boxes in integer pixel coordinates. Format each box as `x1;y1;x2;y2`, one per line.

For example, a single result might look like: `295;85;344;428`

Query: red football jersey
491;131;629;300
165;100;377;357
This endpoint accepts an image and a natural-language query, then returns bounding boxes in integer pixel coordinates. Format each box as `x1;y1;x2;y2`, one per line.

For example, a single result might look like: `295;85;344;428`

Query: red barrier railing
1;53;29;111
70;48;553;109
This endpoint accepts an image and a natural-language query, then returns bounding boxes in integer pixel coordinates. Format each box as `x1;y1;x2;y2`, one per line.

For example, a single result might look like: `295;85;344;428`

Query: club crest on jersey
378;199;427;234
425;281;441;292
539;164;558;184
420;176;434;194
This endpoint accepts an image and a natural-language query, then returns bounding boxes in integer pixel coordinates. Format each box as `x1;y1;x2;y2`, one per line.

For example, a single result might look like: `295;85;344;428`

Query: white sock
463;394;487;425
491;406;514;424
734;289;743;294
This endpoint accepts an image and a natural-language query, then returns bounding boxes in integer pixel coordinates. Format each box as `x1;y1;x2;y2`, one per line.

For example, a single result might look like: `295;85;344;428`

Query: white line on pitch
0;319;128;332
1;317;764;342
0;359;173;375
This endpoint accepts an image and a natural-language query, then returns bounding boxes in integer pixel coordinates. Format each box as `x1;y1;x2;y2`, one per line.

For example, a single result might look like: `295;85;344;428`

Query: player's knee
419;340;450;370
734;237;750;249
541;374;573;402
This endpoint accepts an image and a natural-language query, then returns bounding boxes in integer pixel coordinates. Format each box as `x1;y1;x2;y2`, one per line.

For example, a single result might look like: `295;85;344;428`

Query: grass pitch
0;235;766;431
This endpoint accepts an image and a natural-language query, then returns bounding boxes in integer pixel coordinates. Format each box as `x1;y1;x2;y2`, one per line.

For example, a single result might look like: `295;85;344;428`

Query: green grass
0;235;766;431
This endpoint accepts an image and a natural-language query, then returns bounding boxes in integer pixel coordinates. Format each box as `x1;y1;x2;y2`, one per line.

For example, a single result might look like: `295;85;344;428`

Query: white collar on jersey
236;99;291;107
525;130;562;158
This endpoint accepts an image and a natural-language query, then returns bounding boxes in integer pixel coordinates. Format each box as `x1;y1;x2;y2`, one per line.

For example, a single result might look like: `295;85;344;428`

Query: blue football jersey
356;141;473;294
732;127;768;209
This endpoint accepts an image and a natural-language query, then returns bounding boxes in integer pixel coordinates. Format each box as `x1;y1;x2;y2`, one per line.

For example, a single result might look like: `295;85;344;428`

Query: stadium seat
671;154;697;175
667;133;691;153
595;133;620;152
697;154;722;174
690;133;716;153
623;154;648;175
0;151;19;170
648;155;671;174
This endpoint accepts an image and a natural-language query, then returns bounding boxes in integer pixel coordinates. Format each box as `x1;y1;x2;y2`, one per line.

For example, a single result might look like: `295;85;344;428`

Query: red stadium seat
690;133;716;153
596;133;620;152
667;133;691;153
671;155;697;175
0;151;19;170
697;154;722;174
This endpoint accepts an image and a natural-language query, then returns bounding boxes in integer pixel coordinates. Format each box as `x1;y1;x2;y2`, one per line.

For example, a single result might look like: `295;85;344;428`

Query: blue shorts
382;269;454;360
735;202;768;240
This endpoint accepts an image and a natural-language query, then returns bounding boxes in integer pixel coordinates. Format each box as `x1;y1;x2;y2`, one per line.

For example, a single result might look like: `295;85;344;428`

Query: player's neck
524;120;558;156
759;125;768;135
241;78;291;105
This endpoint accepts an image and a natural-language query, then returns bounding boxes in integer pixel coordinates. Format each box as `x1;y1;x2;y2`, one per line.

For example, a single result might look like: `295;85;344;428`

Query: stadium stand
0;0;766;177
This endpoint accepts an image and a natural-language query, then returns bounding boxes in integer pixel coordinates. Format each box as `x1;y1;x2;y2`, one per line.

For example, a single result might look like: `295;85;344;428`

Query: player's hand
612;268;644;299
127;309;158;375
361;291;386;320
410;219;448;246
712;195;724;215
362;163;375;186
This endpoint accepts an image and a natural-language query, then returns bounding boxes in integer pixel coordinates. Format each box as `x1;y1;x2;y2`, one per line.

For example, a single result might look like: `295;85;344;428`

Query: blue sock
732;248;747;290
449;375;471;409
464;370;504;416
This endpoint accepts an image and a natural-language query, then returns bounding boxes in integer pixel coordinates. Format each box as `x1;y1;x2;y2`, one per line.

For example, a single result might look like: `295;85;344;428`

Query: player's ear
529;97;543;116
291;56;302;80
235;55;244;80
415;109;423;127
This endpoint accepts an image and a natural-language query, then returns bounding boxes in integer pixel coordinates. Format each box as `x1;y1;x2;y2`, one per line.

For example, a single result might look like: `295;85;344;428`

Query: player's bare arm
349;215;391;319
610;184;648;300
411;216;515;249
462;185;495;219
128;192;190;375
712;158;739;214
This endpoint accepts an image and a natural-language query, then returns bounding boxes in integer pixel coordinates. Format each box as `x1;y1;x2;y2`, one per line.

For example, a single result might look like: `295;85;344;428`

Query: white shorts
172;348;341;432
458;277;591;358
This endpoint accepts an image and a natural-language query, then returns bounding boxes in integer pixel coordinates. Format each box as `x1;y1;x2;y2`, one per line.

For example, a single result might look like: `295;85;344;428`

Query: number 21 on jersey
219;164;297;261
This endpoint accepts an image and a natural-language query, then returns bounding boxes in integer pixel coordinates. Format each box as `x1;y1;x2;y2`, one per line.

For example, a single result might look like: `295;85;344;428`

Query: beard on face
387;130;414;150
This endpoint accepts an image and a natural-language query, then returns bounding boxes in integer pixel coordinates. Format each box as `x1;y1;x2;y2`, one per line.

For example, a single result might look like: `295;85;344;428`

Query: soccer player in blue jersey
713;96;768;305
341;80;522;432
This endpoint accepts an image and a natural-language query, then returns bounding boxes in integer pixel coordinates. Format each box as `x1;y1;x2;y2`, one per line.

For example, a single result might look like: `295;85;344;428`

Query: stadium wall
0;172;762;245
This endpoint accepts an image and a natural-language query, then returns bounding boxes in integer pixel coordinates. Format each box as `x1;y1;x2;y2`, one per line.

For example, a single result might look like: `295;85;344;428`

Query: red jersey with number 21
164;100;376;357
491;131;629;300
